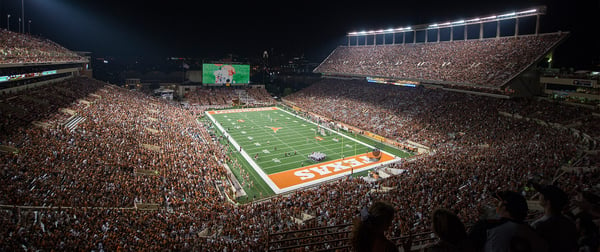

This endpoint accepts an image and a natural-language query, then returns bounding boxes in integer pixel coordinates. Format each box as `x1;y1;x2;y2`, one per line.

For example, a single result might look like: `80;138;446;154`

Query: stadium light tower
22;0;25;34
347;6;546;45
6;14;10;31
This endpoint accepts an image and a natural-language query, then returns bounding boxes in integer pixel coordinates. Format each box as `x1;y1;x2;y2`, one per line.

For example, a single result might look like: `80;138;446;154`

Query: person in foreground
468;190;548;252
530;184;577;252
426;208;475;252
351;201;398;252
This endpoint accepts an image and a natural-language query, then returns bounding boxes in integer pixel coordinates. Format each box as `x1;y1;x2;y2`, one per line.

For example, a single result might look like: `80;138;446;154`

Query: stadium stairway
377;169;392;179
64;115;85;132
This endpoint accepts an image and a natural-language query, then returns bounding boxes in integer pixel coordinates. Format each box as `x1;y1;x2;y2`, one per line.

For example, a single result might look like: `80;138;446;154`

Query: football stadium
1;3;600;252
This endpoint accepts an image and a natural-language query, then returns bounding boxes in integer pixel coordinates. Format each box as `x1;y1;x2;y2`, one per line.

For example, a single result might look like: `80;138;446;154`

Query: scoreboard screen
202;63;250;85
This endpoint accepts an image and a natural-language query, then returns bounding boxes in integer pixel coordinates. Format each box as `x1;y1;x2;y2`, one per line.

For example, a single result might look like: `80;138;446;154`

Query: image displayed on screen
202;64;250;84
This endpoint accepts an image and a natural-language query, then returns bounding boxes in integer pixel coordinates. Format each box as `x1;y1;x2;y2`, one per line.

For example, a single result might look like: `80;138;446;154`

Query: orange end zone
268;152;396;190
207;107;278;115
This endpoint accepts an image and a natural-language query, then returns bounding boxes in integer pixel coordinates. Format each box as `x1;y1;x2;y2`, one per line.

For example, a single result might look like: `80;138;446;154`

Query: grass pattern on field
214;108;396;174
209;107;414;200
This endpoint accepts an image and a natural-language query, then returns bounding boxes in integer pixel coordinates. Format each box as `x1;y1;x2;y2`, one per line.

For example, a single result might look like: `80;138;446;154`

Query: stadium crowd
0;75;598;251
0;29;86;64
183;86;274;107
0;14;597;250
315;33;566;88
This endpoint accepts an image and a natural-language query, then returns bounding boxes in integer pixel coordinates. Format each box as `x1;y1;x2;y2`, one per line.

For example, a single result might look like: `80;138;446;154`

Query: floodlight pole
479;23;483;40
6;15;10;31
515;18;519;37
22;0;25;34
535;14;540;35
496;20;500;38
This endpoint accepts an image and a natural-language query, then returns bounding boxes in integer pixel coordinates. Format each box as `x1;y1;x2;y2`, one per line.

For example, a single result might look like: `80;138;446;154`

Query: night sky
1;0;599;68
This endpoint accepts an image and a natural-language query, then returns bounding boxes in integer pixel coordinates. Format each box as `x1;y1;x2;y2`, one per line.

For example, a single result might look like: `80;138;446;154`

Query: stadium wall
1;74;75;94
505;67;543;97
186;70;202;83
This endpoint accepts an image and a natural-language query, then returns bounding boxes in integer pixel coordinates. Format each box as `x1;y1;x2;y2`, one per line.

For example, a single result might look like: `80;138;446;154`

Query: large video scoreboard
202;63;250;85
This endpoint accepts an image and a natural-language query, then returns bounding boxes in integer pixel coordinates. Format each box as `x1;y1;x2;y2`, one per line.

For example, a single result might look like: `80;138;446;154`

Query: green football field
206;106;412;195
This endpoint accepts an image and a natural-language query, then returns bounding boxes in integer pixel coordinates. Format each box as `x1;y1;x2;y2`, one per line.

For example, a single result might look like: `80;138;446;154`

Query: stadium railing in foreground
266;223;437;252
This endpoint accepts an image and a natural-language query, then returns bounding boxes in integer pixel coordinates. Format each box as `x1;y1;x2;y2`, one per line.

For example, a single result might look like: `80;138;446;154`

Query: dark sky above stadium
1;0;598;68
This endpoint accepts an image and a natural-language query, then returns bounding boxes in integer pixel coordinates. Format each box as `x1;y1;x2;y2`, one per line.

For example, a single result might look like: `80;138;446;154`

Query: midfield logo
266;126;282;133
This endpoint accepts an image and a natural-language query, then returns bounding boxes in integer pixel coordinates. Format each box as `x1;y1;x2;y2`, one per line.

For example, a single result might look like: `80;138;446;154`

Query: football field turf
206;107;408;194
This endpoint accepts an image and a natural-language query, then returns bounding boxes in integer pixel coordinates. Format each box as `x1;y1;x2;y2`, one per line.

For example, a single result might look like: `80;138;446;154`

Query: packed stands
314;33;567;89
0;77;104;138
0;12;598;249
247;86;276;105
183;87;238;105
0;29;86;65
1;75;599;251
182;86;275;107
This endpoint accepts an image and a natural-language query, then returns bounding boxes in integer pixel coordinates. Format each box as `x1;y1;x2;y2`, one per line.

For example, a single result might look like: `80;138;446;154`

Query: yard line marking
206;106;403;194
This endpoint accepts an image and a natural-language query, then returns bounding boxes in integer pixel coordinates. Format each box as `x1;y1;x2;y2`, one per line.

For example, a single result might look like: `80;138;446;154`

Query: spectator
530;184;578;252
574;212;600;252
314;33;565;88
1;74;598;251
351;201;398;252
426;208;475;252
573;190;600;219
468;191;548;252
